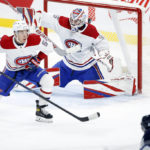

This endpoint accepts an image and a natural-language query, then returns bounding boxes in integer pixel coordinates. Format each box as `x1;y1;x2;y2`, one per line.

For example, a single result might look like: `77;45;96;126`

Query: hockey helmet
13;20;29;32
69;8;86;32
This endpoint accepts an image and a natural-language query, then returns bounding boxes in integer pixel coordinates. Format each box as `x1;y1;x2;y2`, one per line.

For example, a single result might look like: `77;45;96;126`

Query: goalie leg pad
83;75;136;99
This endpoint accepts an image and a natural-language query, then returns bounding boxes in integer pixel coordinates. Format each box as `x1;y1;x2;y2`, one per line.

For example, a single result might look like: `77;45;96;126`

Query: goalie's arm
92;35;114;72
17;7;81;56
37;29;81;56
36;11;82;55
40;12;59;32
54;44;81;56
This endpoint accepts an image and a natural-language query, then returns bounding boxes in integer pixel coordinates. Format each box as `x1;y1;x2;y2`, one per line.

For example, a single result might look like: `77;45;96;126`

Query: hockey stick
0;71;100;122
2;0;81;56
35;28;81;55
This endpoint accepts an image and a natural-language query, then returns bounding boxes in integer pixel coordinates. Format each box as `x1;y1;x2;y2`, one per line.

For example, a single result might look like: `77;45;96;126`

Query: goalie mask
69;8;86;32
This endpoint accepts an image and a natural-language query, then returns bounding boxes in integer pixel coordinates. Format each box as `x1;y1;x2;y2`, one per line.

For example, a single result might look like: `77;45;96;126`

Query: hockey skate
35;100;53;123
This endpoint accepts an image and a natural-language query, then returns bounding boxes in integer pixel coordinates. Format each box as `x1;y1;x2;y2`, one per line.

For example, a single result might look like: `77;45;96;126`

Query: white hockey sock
39;88;52;105
39;74;54;105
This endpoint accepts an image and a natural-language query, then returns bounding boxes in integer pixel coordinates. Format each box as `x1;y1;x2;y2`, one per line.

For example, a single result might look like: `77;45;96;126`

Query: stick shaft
0;71;92;122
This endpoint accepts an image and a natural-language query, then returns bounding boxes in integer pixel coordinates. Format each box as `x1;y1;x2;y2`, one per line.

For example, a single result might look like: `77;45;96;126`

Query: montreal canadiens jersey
0;34;53;71
41;12;109;70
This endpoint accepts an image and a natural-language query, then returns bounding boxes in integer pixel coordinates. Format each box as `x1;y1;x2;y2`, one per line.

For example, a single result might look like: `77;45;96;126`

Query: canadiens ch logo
65;39;82;48
15;55;32;66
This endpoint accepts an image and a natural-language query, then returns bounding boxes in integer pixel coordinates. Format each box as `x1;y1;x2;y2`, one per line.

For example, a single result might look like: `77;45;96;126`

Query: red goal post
43;0;143;94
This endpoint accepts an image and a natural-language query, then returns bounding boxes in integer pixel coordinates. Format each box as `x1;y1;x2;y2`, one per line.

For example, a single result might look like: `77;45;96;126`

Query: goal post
43;0;144;94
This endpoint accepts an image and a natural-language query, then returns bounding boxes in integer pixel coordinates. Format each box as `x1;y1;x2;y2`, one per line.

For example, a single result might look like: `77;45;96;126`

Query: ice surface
0;83;149;150
0;27;150;150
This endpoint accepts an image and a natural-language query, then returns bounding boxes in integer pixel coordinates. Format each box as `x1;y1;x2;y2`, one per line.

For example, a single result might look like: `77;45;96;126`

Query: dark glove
140;129;150;150
141;115;150;132
140;115;150;150
25;56;41;71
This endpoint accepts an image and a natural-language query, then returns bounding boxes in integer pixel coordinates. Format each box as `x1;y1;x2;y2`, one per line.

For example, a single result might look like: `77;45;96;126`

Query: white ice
0;27;150;150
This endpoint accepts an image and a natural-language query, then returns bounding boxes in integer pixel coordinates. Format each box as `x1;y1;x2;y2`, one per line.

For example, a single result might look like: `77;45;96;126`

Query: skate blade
36;116;53;123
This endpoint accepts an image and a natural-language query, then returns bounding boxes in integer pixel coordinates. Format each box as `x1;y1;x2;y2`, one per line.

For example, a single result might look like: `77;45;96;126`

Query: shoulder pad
82;24;99;39
26;34;41;47
0;35;15;49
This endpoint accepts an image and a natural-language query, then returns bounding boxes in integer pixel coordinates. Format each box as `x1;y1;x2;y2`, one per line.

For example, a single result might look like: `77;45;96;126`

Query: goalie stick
0;71;100;122
2;0;81;56
35;28;81;56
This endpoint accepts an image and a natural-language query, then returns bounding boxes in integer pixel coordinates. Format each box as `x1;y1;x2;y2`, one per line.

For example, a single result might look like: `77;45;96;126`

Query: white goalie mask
69;8;86;32
13;20;29;33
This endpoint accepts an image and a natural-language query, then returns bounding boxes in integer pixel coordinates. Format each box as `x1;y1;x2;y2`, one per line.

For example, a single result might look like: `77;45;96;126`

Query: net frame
43;0;143;93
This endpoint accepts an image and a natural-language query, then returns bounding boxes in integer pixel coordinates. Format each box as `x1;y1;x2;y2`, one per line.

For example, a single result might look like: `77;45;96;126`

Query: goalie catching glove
93;49;114;72
97;53;113;72
17;7;42;28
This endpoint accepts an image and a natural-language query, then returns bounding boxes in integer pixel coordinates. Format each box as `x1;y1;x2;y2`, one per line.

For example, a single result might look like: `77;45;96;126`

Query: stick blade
79;112;100;122
88;112;100;121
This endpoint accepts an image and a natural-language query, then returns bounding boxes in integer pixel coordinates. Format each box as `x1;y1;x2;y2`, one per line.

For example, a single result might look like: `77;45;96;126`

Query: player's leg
0;68;35;98
37;73;54;122
0;68;18;97
77;63;104;83
52;60;74;87
25;67;54;122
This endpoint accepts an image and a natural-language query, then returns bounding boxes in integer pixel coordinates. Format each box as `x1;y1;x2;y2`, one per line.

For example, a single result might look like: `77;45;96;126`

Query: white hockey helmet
69;8;86;32
13;20;29;33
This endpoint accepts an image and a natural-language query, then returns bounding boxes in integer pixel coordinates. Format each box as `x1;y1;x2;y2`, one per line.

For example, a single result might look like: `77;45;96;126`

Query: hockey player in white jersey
41;8;113;85
23;8;112;82
0;20;54;122
22;8;136;98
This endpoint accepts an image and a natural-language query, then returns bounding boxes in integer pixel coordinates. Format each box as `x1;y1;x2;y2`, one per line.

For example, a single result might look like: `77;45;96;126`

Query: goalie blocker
83;75;136;99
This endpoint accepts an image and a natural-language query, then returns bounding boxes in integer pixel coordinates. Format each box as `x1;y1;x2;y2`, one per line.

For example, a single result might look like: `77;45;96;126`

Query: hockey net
43;0;150;94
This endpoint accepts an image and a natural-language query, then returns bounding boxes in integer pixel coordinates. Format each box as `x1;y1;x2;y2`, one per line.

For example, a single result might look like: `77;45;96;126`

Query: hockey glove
97;53;114;72
140;115;150;150
25;56;41;71
17;7;42;28
141;115;150;132
140;144;150;150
